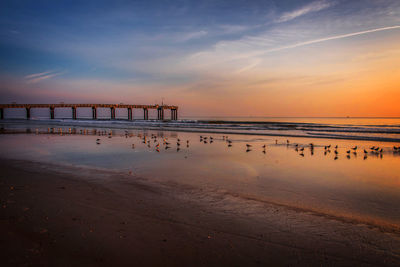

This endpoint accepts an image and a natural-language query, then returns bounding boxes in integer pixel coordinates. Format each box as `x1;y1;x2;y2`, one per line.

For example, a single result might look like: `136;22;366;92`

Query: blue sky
1;0;400;116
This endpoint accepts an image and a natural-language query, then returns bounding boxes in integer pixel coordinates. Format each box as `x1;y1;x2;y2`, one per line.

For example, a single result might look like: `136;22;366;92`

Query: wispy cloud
25;70;65;83
178;30;208;42
24;70;55;79
262;25;400;54
277;0;335;23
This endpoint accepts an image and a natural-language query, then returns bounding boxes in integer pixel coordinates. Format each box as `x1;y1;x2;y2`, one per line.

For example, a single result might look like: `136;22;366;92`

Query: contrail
265;25;400;54
25;70;55;79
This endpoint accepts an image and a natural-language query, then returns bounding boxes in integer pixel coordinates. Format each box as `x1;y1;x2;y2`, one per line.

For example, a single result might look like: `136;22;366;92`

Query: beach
1;158;400;266
1;120;400;266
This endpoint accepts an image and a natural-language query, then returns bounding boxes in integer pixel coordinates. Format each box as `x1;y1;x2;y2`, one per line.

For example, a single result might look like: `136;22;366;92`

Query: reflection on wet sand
1;125;400;226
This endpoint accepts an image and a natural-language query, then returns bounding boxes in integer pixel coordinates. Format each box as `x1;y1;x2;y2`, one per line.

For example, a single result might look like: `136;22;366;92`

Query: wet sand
1;158;400;266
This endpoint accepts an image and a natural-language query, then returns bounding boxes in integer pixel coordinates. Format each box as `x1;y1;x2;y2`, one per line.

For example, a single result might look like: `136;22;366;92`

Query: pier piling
111;107;116;120
72;106;77;120
50;107;55;119
92;107;97;120
128;107;133;120
26;107;31;119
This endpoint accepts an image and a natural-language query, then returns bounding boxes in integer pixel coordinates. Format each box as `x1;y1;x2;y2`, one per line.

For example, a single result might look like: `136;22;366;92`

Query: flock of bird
44;127;400;160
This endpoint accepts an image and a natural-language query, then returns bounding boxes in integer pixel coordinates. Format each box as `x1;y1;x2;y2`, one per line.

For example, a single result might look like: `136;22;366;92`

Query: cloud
178;30;208;42
262;25;400;54
277;0;335;23
24;70;55;79
25;70;66;84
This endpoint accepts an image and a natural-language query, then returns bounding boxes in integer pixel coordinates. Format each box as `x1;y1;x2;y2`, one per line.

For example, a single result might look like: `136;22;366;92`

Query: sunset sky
0;0;399;117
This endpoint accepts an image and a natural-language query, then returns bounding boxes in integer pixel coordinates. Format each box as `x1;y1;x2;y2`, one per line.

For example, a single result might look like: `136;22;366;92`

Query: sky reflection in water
1;126;400;228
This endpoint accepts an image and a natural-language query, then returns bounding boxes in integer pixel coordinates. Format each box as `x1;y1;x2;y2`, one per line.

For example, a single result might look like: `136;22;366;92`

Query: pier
0;104;178;120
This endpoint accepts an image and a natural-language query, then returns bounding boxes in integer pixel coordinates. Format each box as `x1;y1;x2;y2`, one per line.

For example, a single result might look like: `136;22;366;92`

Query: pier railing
0;104;178;120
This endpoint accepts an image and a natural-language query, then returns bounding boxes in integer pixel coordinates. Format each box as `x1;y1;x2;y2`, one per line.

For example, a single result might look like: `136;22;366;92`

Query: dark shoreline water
2;118;400;142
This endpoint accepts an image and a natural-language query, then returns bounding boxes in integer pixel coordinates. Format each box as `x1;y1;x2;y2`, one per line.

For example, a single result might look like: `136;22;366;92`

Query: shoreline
2;119;400;143
1;158;399;266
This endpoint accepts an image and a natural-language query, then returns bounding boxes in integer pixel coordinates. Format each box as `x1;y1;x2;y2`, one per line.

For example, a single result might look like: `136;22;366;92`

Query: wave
1;118;400;142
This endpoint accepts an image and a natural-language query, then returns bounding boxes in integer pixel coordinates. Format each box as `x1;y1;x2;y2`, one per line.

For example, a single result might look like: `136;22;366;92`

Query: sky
0;0;400;117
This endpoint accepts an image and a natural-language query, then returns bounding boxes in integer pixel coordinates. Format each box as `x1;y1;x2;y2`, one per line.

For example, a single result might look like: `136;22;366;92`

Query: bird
346;150;350;154
335;145;338;149
262;144;266;149
364;149;368;154
246;144;252;148
300;147;304;152
352;146;357;151
334;156;338;160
